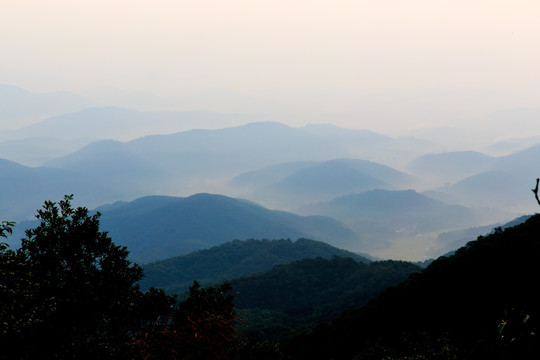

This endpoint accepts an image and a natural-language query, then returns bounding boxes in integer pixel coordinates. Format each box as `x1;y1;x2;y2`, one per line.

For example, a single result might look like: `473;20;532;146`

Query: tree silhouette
2;195;144;359
133;281;240;360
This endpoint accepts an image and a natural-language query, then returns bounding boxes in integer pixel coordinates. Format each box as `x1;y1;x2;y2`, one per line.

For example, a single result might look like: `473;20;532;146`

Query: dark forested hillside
139;238;369;293
233;257;420;340
284;213;540;359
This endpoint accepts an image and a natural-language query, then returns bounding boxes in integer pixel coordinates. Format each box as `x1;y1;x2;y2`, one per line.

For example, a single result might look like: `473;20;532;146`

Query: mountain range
230;158;418;209
94;193;360;264
297;189;513;255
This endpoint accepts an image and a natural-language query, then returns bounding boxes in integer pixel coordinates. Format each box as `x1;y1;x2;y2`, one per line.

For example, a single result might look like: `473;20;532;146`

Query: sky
1;0;539;133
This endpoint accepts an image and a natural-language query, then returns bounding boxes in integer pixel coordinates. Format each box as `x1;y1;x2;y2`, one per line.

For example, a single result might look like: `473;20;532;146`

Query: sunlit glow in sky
1;0;539;132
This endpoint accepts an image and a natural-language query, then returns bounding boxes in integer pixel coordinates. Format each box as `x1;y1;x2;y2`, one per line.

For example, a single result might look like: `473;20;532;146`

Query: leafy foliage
1;195;145;359
1;196;244;360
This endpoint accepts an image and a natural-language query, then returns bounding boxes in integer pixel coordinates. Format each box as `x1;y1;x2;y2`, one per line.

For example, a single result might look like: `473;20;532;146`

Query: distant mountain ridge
407;150;496;185
0;157;139;221
95;193;360;263
424;144;540;214
297;189;513;255
231;158;418;209
0;84;93;129
11;107;252;141
39;121;431;198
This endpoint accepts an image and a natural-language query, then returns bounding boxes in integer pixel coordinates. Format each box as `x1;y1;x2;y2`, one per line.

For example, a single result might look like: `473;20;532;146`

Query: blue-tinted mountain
0;158;137;221
231;158;417;209
424;143;540;214
11;107;250;140
407;150;496;185
229;161;317;191
95;193;359;263
44;139;167;189
38;121;432;196
0;137;95;166
297;189;510;251
0;84;92;129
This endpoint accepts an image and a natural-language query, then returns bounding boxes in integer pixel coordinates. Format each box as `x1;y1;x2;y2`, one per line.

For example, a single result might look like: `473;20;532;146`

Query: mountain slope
0;84;92;129
233;257;421;339
0;158;135;221
423;143;540;214
285;213;540;359
11;107;252;140
96;194;360;263
39;121;433;197
0;137;94;167
297;189;514;258
139;238;369;293
241;158;417;209
299;189;483;233
44;139;167;186
407;150;496;185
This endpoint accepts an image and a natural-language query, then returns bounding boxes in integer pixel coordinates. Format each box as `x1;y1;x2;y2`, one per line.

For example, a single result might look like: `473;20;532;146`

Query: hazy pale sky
1;0;539;132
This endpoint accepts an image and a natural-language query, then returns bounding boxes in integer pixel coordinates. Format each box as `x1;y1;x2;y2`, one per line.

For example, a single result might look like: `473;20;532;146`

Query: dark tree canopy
2;195;144;359
133;281;240;360
1;196;241;360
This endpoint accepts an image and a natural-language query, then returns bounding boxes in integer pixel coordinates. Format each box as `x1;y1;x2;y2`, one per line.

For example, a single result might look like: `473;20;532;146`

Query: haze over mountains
2;83;540;262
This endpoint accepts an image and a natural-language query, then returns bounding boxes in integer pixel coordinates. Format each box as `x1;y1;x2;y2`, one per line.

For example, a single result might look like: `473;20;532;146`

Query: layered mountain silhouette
95;193;360;263
297;189;512;252
0;84;92;129
231;158;418;209
9;107;251;140
0;158;138;221
407;150;496;185
425;144;540;213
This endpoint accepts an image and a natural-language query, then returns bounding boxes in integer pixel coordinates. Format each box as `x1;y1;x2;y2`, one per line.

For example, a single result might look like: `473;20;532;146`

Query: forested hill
139;238;369;293
285;213;540;359
232;257;420;340
96;193;359;263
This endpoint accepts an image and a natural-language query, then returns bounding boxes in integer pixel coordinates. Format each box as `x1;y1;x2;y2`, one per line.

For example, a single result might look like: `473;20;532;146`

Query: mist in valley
1;0;539;264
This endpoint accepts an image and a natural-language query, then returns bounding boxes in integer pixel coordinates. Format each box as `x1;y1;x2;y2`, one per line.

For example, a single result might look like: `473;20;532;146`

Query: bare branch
532;178;540;206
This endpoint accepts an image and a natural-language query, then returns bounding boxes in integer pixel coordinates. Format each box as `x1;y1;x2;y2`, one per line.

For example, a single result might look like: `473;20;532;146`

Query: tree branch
532;178;540;206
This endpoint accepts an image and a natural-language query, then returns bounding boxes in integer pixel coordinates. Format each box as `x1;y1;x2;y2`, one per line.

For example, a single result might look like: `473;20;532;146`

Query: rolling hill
0;158;139;221
423;143;540;214
10;107;251;141
0;137;95;167
297;189;513;255
0;84;92;129
233;158;418;209
407;150;496;186
139;238;369;293
37;121;434;197
94;193;360;263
